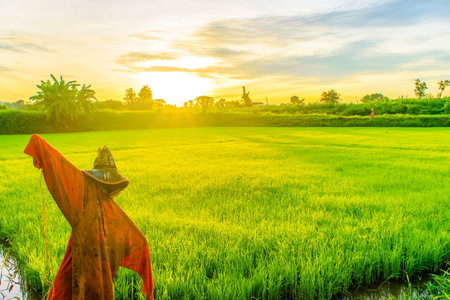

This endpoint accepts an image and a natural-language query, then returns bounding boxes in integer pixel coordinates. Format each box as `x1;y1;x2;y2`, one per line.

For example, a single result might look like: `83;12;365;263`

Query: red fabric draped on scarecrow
24;134;153;300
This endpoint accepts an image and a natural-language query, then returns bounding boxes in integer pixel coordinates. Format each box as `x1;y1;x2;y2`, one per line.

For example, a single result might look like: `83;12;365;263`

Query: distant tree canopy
195;96;215;113
242;86;252;107
320;90;341;103
414;79;428;99
121;86;156;109
29;74;97;127
123;88;137;104
153;99;166;109
18;76;450;122
215;98;226;111
438;80;450;98
96;99;125;110
138;85;153;103
1;100;26;110
360;93;386;103
290;95;305;105
225;100;241;108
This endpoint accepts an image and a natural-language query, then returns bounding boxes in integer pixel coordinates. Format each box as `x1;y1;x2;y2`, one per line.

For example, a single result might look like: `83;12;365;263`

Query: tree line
1;75;450;127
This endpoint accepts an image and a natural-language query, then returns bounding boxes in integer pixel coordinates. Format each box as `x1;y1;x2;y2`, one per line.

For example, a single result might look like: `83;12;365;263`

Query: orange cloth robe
24;134;153;300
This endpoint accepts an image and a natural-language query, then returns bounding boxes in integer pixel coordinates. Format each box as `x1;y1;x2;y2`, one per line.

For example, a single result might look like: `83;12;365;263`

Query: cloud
116;51;179;66
0;65;13;72
176;45;245;59
118;64;238;79
116;0;450;83
0;43;25;52
191;0;450;50
235;49;449;83
125;32;163;41
0;40;52;53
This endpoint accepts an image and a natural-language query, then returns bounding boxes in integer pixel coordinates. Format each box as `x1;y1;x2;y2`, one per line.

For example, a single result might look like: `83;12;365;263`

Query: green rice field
0;127;449;299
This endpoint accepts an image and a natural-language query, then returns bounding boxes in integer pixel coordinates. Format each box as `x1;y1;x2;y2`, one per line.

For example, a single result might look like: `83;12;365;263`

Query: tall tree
290;95;305;105
137;85;153;103
30;74;80;127
195;95;215;113
241;86;252;107
153;98;166;109
77;84;97;116
360;93;385;103
320;90;341;103
437;80;450;98
123;88;137;105
414;79;428;99
215;98;226;111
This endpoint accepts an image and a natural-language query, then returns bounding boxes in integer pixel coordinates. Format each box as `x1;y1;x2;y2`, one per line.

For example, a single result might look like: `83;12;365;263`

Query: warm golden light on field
2;0;450;298
2;128;450;299
137;72;213;106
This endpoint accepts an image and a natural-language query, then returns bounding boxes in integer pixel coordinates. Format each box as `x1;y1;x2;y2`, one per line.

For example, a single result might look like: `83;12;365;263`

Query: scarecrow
24;134;153;300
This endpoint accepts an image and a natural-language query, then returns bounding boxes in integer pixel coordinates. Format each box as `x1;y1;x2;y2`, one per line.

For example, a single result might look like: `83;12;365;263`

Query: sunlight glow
137;72;214;106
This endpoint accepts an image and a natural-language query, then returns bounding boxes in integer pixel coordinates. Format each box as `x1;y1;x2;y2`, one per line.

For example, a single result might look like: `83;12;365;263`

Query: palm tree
30;74;80;127
77;84;97;116
438;80;450;98
241;86;252;107
414;79;428;99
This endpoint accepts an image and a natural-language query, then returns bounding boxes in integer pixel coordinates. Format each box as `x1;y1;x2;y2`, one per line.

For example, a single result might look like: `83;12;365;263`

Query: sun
136;71;214;106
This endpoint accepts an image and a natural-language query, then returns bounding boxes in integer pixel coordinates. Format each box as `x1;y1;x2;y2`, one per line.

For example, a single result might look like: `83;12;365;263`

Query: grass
383;265;450;299
427;268;450;299
0;127;449;299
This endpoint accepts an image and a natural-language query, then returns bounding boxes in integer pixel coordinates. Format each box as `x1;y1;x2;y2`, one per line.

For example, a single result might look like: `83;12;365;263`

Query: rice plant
0;127;449;299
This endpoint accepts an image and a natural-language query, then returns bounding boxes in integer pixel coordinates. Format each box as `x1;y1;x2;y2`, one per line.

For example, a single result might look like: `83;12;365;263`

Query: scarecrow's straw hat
82;146;129;197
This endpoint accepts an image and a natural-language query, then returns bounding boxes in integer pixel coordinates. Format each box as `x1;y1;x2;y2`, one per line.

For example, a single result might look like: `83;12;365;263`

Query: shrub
0;110;50;134
1;110;450;135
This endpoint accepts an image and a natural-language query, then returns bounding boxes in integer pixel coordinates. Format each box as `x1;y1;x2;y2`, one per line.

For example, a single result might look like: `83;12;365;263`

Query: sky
1;0;450;105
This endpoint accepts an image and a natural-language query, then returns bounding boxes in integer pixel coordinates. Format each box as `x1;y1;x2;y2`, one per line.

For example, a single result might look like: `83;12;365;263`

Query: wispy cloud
125;32;163;41
117;51;179;65
0;40;52;53
0;65;14;72
117;64;237;79
0;43;25;52
116;0;450;86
